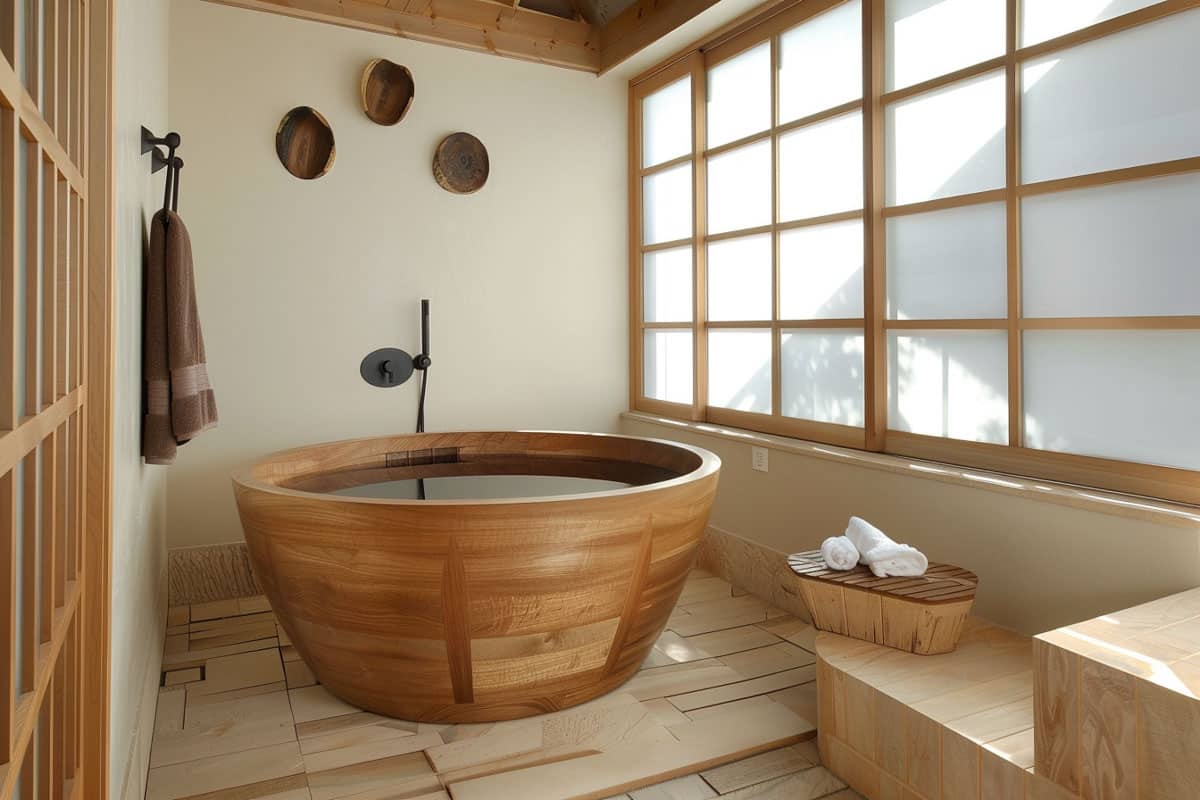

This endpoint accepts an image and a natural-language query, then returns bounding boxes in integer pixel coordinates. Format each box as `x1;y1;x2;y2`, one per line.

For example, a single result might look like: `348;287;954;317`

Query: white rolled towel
844;516;928;578
815;536;859;571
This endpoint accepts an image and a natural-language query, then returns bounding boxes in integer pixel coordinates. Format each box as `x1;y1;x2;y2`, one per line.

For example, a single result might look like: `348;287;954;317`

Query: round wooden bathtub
232;431;720;722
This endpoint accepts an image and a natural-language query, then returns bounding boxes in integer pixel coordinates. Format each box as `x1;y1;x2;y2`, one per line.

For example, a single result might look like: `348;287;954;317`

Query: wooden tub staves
789;551;978;655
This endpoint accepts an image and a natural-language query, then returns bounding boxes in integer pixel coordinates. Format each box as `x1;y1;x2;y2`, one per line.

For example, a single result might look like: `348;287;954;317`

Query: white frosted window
1022;0;1160;46
1022;11;1200;184
886;203;1006;319
1024;331;1200;470
1023;173;1200;318
886;71;1005;206
779;112;863;221
643;163;691;245
708;140;771;234
779;220;864;320
643;247;693;323
644;330;693;405
708;235;772;321
887;331;1008;443
709;330;772;413
885;0;1005;91
778;0;862;124
781;330;865;426
708;42;771;148
642;76;692;168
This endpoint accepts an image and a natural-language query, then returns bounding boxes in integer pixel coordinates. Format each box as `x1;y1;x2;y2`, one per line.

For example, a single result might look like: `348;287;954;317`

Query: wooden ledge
815;618;1036;798
1033;587;1200;798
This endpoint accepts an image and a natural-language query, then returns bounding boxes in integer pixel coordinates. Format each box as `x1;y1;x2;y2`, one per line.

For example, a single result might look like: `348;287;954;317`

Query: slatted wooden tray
789;551;978;655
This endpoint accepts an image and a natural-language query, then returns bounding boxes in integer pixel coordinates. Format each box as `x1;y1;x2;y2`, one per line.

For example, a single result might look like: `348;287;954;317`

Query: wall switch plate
751;446;769;472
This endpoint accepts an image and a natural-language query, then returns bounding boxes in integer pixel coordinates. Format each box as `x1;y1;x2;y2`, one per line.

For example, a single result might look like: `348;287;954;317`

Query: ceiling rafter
203;0;719;73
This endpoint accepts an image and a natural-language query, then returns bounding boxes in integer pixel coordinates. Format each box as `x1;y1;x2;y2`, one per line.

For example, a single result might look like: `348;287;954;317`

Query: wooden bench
790;552;978;654
815;618;1047;799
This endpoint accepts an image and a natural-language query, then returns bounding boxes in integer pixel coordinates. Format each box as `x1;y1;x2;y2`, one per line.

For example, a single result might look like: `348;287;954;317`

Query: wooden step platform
790;552;978;655
813;617;1067;799
1034;586;1200;799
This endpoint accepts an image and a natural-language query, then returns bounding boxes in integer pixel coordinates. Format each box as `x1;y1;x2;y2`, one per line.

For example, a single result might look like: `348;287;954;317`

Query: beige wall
622;415;1200;636
164;0;628;549
110;0;170;796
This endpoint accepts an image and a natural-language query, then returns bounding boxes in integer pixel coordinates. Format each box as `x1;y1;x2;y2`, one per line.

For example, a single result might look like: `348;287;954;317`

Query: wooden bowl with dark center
275;106;335;180
360;59;415;126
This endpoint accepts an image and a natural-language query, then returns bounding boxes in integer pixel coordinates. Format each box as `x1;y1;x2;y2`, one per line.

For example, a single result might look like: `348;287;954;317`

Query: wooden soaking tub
232;431;720;722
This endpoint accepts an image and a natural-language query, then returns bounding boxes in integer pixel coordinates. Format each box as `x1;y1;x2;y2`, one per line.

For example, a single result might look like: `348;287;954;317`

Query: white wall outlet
751;446;769;473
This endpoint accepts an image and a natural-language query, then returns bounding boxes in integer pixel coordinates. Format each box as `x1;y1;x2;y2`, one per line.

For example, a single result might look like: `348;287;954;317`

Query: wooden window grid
629;0;1200;505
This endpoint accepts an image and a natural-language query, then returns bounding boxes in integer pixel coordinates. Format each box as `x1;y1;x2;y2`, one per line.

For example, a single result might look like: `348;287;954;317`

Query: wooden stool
789;551;978;655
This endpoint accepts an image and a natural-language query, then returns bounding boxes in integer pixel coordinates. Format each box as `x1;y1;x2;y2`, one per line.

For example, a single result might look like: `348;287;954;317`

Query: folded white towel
844;516;928;578
816;536;859;571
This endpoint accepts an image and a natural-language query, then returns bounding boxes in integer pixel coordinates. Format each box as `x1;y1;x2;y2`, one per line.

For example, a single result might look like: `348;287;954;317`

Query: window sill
621;411;1200;530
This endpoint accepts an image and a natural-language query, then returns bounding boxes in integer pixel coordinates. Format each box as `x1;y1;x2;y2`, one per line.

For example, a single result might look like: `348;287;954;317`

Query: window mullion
864;0;887;450
691;52;708;423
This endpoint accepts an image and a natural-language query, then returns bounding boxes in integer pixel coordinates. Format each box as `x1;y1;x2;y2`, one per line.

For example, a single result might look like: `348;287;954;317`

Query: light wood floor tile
624;659;743;701
164;637;281;670
145;741;304;800
757;617;819;653
165;667;202;686
188;680;288;709
984;728;1036;770
767;681;818;724
190;620;279;650
720;643;815;679
238;595;273;614
190;649;285;697
191;598;242;622
168;606;190;627
628;774;717;799
669;596;786;637
425;720;544;773
717;766;845;800
642;698;691;727
700;742;817;793
669;666;816;712
152;690;296;769
299;718;416;756
306;752;439;800
678;577;736;607
684;625;783;658
289;685;361;724
296;711;413;741
285;659;317;689
302;732;441;773
165;634;189;655
155;689;186;735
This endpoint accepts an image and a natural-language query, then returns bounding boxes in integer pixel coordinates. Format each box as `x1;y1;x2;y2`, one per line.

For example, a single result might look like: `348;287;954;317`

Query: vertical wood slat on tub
442;537;473;704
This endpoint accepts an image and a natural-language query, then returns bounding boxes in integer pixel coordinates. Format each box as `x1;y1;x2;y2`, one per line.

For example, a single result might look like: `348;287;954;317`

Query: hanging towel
143;210;218;465
844;516;928;578
810;536;859;571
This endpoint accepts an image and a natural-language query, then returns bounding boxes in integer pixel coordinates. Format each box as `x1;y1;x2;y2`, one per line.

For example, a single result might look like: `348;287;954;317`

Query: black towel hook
142;126;184;227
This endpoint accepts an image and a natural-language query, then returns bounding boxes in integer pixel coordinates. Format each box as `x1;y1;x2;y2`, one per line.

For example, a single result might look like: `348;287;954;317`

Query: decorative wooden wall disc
361;59;415;126
433;132;489;194
276;106;336;180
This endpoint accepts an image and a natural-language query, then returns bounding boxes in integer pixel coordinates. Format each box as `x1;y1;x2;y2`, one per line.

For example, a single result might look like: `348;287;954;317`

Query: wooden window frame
629;0;1200;505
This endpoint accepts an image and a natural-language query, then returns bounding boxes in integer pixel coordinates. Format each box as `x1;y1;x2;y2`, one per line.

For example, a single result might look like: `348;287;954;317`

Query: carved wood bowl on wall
275;106;336;180
360;59;415;126
432;132;489;194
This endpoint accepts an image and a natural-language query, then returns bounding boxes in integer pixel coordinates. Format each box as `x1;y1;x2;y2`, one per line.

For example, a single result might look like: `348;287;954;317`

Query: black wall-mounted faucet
360;300;433;430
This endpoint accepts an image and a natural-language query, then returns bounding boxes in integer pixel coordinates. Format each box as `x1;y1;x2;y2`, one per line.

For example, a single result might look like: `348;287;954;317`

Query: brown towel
143;209;218;465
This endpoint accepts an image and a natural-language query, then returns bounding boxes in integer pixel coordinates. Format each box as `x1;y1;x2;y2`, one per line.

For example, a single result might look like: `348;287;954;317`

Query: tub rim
231;429;721;508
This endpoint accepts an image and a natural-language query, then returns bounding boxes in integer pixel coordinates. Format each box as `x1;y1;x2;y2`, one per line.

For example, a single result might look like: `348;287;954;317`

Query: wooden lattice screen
0;0;99;795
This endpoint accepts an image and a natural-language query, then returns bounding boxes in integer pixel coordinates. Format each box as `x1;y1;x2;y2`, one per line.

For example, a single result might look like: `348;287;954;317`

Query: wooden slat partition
0;0;107;792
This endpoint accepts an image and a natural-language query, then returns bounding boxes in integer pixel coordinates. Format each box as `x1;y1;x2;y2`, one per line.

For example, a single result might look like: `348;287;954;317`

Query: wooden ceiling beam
205;0;601;72
597;0;720;73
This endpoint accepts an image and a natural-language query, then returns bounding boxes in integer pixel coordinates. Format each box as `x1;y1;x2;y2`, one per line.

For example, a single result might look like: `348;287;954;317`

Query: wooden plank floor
146;569;864;800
